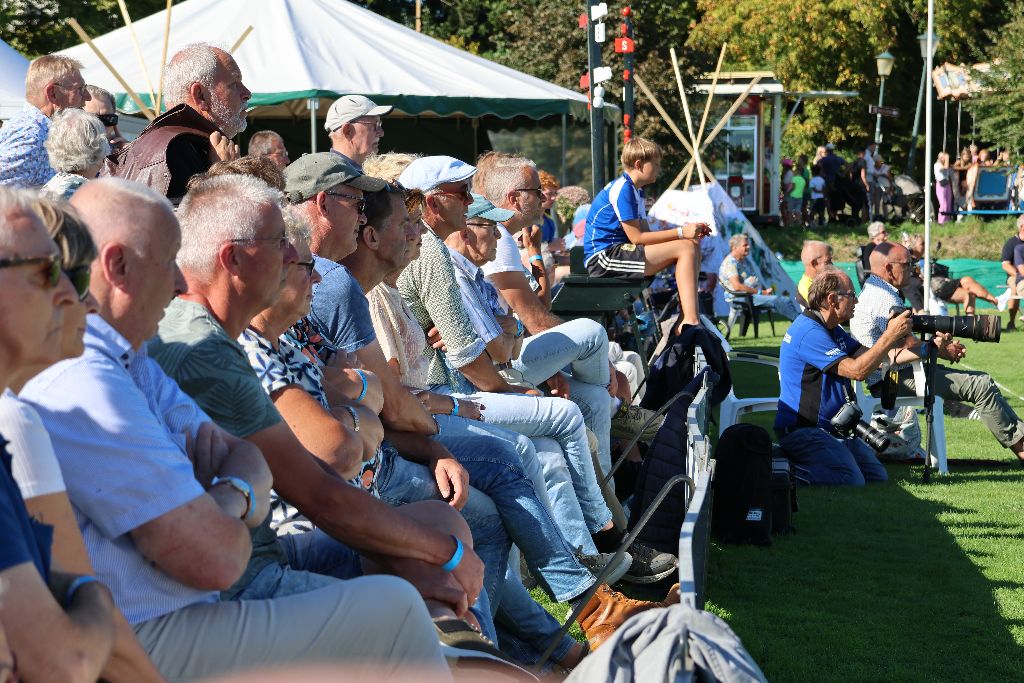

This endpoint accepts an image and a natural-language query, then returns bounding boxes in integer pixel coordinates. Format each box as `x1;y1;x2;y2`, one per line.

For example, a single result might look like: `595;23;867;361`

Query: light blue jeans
778;427;888;486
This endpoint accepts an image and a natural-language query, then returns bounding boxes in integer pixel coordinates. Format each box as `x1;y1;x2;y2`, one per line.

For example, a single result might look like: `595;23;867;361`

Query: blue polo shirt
775;311;861;435
584;173;646;262
0;441;52;580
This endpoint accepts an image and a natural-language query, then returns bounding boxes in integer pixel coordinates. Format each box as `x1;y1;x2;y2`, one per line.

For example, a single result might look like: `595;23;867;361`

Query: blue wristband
65;575;99;607
529;254;544;264
515;319;524;338
354;369;368;403
450;396;459;416
441;535;464;572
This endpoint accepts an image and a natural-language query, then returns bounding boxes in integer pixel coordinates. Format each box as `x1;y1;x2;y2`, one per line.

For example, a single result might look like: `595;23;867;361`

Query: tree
965;0;1024;154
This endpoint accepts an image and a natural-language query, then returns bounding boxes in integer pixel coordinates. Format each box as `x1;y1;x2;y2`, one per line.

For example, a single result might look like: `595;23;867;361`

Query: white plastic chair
854;361;948;474
717;352;780;436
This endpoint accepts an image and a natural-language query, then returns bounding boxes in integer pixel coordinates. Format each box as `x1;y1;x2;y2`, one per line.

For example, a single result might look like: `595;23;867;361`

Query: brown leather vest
103;104;220;200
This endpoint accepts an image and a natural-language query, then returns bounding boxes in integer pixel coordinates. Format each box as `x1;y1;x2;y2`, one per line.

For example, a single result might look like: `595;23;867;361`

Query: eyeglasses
835;291;857;298
350;118;384;131
229;235;290;250
432;188;472;201
0;253;62;288
295;260;316;277
889;260;913;268
325;191;366;214
96;113;119;127
514;187;543;198
54;81;88;98
466;220;496;230
64;265;91;301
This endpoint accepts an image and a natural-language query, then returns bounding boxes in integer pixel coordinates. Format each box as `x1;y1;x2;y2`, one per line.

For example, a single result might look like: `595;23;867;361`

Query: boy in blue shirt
584;137;710;328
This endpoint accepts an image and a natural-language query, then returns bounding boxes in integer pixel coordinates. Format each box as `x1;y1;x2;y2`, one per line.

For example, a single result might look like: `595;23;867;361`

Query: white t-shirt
1;388;66;499
482;222;531;313
809;176;826;200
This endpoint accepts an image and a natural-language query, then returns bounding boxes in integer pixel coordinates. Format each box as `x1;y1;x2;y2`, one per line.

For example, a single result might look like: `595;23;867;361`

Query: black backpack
641;321;732;411
711;424;774;546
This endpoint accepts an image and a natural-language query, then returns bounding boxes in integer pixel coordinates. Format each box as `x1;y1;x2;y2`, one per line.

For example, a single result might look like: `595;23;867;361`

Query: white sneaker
997;288;1013;312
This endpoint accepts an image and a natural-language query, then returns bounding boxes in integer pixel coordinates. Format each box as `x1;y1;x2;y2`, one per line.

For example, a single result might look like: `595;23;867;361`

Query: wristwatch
211;475;255;522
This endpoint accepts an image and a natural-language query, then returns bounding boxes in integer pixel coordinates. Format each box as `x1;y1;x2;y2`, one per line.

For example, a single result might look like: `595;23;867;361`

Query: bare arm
188;422;273;528
354;341;438;434
271;384;364;479
1;563;115;683
24;493;166;683
382;430;469;510
489;269;565;334
321;364;385;415
522;225;553;306
458;353;521;393
835;312;913;381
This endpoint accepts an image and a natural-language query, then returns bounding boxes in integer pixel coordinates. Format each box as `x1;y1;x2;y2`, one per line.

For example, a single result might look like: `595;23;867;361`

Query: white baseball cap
324;95;394;132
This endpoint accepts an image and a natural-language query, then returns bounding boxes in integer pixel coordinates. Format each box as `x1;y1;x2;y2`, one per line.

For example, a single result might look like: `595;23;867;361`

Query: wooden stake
116;0;157;111
230;26;254;53
67;18;155;121
670;47;704;189
685;43;726;188
156;0;173;114
633;73;698;158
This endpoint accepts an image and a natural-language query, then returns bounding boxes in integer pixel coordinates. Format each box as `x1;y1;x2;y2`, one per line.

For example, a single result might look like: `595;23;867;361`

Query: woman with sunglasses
0;197;166;683
42;109;111;201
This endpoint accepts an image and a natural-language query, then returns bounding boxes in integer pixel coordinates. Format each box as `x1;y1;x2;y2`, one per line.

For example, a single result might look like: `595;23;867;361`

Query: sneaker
575;584;663;650
435;618;536;680
610;404;665;442
621;541;678;584
578;549;632;586
997;288;1013;312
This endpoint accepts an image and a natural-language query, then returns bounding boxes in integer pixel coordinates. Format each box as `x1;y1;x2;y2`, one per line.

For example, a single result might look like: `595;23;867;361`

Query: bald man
851;242;1024;465
797;240;833;306
107;43;251;203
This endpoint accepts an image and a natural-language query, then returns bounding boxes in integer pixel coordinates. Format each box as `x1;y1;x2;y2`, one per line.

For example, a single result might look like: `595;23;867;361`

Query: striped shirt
584;172;646;263
21;315;216;624
850;274;905;387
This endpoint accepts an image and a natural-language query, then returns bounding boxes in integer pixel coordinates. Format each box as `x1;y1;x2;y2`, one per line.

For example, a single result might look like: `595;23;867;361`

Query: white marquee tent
0;38;29;120
59;0;591;125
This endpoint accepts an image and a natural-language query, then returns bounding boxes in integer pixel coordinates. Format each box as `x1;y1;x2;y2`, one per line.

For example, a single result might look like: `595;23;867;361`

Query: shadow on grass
705;464;1024;682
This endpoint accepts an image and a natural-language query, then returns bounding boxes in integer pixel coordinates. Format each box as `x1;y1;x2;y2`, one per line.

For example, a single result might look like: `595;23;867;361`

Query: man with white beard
105;43;251;205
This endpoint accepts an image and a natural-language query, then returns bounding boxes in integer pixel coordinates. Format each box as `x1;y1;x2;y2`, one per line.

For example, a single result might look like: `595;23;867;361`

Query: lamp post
874;51;895;144
907;32;940;175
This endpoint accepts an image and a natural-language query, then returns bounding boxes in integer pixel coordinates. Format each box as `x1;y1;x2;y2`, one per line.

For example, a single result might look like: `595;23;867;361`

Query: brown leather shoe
575;584;663;650
664;582;681;605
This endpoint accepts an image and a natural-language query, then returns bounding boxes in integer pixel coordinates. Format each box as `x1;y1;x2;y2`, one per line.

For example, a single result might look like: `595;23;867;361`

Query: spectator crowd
0;45;689;682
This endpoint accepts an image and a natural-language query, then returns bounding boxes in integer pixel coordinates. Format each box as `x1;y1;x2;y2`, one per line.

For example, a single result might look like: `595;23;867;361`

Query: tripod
920;333;939;484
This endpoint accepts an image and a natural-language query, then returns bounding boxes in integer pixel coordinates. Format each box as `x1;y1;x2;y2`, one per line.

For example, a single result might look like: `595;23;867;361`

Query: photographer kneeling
775;269;912;485
851;242;1024;465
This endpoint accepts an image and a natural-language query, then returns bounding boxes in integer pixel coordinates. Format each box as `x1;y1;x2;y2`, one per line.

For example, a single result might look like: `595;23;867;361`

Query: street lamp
907;31;941;175
874;50;895;144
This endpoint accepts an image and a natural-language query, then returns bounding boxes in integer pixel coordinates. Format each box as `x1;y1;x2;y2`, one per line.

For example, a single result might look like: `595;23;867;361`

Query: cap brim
345;174;388;191
471;207;514;222
367;105;394;117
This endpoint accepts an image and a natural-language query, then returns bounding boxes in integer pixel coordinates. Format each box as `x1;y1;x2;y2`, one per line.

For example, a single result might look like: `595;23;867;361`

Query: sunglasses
229;235;290;250
96;113;119;127
64;265;91;301
325;191;366;214
0;253;62;288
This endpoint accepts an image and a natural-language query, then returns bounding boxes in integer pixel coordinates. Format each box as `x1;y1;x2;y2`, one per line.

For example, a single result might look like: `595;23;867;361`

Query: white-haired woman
42;108;110;199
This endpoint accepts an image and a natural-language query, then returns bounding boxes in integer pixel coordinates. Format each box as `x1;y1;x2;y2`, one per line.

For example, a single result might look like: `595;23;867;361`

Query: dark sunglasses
0;253;62;288
325;191;367;214
96;113;119;127
64;265;91;301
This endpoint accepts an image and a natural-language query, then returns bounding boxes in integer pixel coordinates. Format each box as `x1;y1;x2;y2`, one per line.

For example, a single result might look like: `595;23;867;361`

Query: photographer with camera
775;268;912;485
851;242;1024;464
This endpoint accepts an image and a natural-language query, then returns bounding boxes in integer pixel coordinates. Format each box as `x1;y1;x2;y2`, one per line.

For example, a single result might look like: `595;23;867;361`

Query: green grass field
532;314;1024;680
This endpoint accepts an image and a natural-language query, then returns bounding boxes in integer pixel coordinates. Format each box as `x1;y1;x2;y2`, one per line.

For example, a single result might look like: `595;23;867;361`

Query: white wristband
677;226;684;239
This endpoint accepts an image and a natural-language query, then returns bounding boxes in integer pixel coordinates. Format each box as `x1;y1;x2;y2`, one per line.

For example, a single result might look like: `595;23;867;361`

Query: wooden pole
67;19;155;121
669;47;704;189
415;0;422;32
685;43;726;188
156;0;173;114
633;73;698;158
116;0;157;111
230;26;254;53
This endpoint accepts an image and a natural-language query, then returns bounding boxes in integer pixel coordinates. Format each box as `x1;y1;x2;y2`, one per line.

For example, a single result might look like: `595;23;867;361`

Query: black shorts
931;276;961;301
586;243;647;279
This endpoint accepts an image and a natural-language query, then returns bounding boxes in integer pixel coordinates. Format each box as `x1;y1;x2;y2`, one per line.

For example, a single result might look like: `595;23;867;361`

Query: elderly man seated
718;233;799;321
851;242;1024;466
108;43;249;202
0;54;91;188
0;186;118;682
22;178;449;681
42;108;110;199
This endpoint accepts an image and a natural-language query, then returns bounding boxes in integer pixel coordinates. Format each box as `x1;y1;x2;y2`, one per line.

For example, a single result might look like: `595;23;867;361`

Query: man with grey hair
106;43;250;203
0;54;91;187
719;233;800;321
41;108;110;199
247;130;290;169
325;95;393;170
84;84;127;155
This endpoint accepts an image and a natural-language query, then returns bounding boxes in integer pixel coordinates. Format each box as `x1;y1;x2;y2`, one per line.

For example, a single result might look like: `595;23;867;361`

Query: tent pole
472;117;479;160
561;114;568;186
308;98;319;153
771;93;782;219
956;101;962;153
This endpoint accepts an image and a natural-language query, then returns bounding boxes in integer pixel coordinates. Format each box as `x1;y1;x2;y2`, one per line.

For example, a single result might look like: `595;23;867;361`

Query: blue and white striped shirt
20;315;217;624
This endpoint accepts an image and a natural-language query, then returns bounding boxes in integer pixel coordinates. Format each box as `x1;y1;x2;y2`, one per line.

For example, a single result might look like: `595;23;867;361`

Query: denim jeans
418;429;595;604
434;389;612;537
778;427;888;486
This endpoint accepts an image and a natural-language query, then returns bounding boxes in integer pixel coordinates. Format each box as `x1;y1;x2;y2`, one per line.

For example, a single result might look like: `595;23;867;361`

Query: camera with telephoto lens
830;402;891;452
889;306;1001;343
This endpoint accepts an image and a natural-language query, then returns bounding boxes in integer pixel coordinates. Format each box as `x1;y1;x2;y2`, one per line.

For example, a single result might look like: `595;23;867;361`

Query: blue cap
466;193;514;222
398;155;476;192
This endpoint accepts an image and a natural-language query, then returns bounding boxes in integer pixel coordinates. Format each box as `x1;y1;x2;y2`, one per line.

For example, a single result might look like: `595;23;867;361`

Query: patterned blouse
0;105;55;188
239;328;381;498
366;282;431;390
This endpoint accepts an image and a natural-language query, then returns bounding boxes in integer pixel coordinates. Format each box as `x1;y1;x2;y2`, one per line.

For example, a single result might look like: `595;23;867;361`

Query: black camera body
889;306;1001;343
830;402;891;453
